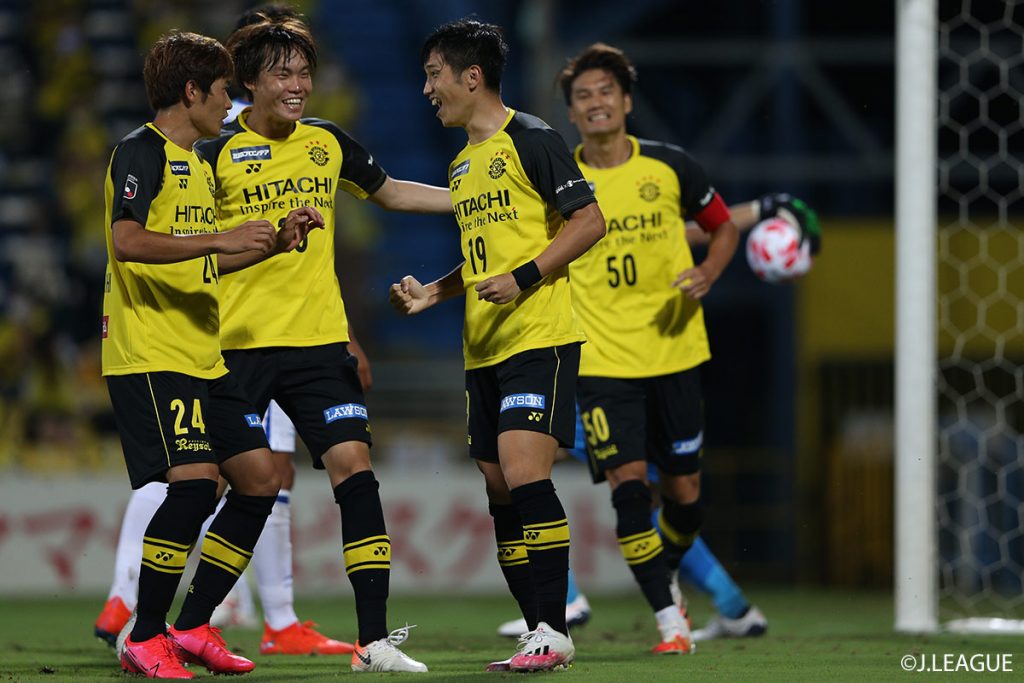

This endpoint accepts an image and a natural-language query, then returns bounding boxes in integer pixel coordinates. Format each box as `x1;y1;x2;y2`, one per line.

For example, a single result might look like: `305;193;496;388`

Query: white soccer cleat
496;594;592;637
508;622;575;672
351;624;427;673
692;605;768;642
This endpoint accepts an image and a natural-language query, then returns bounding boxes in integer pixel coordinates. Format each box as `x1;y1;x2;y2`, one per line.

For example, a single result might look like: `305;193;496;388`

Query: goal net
899;0;1024;633
935;0;1024;633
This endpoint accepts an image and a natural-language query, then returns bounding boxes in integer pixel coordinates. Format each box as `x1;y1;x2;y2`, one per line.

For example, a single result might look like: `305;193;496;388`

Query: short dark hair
227;17;317;100
235;3;304;31
558;43;638;106
143;31;232;111
421;18;508;93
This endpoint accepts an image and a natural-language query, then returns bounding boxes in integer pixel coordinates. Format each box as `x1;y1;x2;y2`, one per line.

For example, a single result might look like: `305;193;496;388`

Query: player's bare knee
477;460;512;503
272;451;296;489
662;472;700;504
605;460;648;489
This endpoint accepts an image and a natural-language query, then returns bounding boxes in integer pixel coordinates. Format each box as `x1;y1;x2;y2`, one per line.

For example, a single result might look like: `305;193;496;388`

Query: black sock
175;490;275;631
612;479;674;611
510;479;570;635
132;478;217;642
659;499;702;572
335;471;389;644
489;502;537;629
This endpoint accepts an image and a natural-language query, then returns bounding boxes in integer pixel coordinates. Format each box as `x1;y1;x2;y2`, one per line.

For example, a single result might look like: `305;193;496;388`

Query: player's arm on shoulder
369;176;452;214
389;262;465;315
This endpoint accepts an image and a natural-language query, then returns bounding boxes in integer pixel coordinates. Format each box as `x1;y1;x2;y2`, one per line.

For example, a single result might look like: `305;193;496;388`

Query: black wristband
511;260;542;291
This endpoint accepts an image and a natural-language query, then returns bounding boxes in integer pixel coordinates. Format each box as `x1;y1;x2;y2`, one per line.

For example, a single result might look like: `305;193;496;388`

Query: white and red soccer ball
745;213;812;283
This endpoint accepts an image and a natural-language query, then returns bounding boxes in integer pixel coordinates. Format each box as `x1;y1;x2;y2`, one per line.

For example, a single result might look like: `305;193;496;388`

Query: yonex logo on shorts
672;430;704;456
324;403;368;423
169;161;191;176
230;145;272;163
500;393;546;412
244;414;263;428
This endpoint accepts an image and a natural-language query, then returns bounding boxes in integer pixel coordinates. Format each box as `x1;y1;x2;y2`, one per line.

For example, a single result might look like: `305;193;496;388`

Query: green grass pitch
1;588;1022;681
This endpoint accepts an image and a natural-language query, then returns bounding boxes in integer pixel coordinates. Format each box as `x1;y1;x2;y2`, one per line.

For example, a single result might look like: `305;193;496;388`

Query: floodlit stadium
1;0;1022;680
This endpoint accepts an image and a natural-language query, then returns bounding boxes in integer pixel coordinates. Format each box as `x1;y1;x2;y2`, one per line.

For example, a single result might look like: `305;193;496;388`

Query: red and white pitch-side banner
0;468;629;595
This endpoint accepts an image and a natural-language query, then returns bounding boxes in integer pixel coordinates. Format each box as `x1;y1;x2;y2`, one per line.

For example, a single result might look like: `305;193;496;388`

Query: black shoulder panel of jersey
194;119;244;176
636;138;715;214
304;118;387;196
506;111;596;219
109;125;167;227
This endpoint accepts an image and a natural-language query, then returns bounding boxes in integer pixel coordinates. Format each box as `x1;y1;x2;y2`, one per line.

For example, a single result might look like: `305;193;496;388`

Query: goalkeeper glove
758;192;821;255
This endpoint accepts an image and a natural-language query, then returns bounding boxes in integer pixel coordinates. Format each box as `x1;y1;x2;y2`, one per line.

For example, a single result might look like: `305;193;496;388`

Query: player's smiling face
247;49;312;127
423;51;468;128
194;77;232;138
568;68;632;139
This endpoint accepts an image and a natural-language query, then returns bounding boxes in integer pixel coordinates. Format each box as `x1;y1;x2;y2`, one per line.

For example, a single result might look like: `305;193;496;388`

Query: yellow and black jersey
101;123;227;379
570;136;725;378
450;109;596;369
195;111;386;350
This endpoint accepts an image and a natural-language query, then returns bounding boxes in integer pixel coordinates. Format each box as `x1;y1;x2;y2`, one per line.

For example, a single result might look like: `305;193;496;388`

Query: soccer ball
745;213;811;283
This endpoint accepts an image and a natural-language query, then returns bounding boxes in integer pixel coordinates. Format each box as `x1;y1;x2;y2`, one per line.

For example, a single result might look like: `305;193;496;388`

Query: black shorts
106;371;270;489
466;343;580;462
576;367;704;483
223;343;370;468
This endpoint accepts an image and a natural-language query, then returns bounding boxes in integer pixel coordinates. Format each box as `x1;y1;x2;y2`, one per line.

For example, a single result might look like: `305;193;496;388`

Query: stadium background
1;0;902;596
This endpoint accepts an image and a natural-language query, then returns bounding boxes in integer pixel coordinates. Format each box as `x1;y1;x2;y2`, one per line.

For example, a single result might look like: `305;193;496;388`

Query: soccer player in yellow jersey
195;15;450;674
102;31;322;678
555;43;742;655
390;19;605;673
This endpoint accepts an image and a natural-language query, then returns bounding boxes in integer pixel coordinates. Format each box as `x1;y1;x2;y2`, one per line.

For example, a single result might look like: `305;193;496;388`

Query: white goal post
895;0;938;633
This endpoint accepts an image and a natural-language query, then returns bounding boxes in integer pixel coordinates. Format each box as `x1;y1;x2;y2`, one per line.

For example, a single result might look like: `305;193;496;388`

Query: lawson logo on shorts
500;393;546;413
671;430;704;456
244;414;263;428
324;403;368;423
230;145;272;163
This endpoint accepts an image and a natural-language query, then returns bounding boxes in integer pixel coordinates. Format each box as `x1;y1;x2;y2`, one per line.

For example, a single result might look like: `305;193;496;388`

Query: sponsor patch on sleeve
324;403;369;423
499;393;546;412
450;159;471;179
123;174;138;199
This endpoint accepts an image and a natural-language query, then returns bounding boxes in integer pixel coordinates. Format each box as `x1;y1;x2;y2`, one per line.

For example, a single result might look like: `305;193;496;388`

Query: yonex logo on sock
500;393;545;412
324;403;368;423
671;431;703;455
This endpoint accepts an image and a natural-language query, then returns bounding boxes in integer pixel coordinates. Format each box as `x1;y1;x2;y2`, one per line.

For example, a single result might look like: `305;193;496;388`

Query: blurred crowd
0;1;370;472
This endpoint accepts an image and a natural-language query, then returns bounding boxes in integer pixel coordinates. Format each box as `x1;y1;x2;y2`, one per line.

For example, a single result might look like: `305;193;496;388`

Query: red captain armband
693;191;731;233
